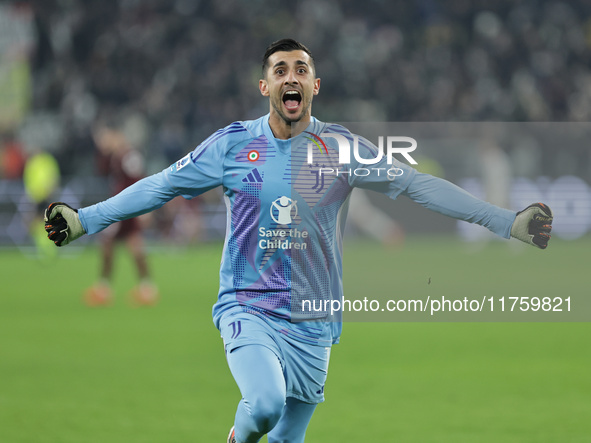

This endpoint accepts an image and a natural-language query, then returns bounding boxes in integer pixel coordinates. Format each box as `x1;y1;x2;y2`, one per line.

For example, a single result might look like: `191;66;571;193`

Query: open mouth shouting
282;89;302;113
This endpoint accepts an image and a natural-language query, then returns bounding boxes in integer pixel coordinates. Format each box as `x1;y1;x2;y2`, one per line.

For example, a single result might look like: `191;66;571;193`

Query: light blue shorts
219;309;331;404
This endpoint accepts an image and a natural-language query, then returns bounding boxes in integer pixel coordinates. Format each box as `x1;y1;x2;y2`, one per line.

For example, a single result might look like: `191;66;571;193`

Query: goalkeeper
44;39;553;443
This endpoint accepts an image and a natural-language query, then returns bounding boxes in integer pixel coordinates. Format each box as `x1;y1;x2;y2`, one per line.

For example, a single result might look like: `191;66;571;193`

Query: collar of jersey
263;114;318;154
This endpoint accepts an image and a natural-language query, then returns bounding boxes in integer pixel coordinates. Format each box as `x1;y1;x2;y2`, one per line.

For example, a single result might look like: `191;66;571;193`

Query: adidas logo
242;168;264;183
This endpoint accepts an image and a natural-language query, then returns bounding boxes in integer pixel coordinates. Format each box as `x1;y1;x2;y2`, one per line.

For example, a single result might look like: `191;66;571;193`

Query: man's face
259;50;320;125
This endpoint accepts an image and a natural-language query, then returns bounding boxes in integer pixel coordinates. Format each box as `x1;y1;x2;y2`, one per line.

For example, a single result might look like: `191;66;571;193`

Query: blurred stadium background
1;1;590;442
2;0;591;247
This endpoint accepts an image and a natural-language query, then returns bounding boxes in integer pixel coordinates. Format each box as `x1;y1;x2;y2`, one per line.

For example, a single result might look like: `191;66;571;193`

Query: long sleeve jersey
79;114;516;346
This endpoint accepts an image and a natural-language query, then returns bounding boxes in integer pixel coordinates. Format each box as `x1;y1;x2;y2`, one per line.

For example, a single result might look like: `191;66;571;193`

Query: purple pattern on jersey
251;253;291;290
237;258;292;318
279;133;353;320
318;175;352;206
235;135;275;164
229;187;261;286
288;235;332;320
287;151;338;207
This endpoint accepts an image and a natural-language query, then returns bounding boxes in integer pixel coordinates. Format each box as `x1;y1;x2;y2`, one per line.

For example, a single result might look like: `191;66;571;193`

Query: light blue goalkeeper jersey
78;114;516;346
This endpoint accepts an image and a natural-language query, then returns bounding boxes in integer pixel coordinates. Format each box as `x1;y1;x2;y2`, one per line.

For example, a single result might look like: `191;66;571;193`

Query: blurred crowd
1;0;591;247
1;0;590;178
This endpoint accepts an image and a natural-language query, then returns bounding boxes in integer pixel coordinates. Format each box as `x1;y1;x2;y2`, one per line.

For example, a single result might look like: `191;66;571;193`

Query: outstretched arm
44;122;235;246
402;172;553;248
78;171;178;235
44;171;180;246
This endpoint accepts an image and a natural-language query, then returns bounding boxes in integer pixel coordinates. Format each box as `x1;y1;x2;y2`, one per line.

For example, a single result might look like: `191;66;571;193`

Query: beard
271;96;312;125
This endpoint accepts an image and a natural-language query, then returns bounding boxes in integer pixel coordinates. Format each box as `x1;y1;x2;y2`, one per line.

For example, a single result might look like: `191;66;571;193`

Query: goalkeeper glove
510;203;553;249
44;202;86;247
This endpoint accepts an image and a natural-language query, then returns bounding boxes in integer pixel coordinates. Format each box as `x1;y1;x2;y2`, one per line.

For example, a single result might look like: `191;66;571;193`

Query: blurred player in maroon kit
84;127;158;306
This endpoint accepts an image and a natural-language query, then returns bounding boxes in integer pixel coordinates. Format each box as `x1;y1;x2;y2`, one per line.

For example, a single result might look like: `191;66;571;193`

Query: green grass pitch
0;236;589;442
